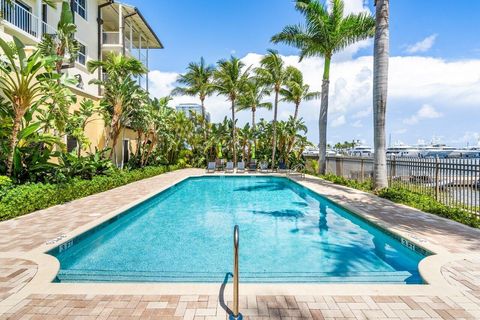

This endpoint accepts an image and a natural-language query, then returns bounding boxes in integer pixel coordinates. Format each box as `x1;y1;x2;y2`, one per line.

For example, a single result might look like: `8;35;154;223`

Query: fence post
360;158;364;182
435;156;440;201
389;156;396;186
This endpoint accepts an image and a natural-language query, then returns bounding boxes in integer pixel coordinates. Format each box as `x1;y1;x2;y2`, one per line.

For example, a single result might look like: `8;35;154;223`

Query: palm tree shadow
219;272;233;316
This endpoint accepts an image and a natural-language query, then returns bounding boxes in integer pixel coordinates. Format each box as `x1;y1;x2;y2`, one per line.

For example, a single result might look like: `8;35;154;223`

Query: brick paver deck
1;169;479;319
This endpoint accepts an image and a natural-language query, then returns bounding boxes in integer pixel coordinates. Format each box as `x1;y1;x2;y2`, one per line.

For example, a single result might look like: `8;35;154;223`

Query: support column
129;23;133;53
146;39;149;93
36;0;43;39
138;34;142;86
119;4;124;54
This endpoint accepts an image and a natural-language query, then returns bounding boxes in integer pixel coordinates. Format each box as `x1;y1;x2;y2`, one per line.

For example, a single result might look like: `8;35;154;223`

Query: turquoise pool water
50;176;427;283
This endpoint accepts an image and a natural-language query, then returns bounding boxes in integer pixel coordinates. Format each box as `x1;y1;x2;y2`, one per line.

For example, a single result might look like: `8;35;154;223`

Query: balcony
102;31;148;66
0;0;56;43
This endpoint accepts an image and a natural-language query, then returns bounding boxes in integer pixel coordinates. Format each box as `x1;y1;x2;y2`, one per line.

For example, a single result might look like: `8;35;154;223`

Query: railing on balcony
102;31;148;66
1;0;39;37
102;31;120;45
1;0;56;39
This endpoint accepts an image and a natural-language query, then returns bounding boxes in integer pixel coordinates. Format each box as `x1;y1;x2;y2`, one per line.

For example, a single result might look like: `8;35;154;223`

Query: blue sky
127;0;480;147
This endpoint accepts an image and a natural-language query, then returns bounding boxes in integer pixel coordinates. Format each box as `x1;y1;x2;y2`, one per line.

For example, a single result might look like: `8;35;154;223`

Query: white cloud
403;104;442;125
148;70;178;97
331;115;346;127
405;34;438;54
148;49;480;145
326;0;371;15
352;120;363;128
449;132;480;146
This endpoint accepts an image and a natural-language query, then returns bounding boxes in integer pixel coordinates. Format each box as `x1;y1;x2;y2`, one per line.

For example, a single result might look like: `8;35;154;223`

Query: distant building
176;103;211;122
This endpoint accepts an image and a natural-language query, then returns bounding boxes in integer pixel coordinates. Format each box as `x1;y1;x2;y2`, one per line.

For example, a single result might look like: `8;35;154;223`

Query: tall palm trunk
373;0;389;190
231;99;237;164
200;97;206;120
252;106;257;160
318;56;331;175
6;109;25;176
271;90;279;169
252;106;256;131
109;103;123;163
293;102;300;121
200;97;207;140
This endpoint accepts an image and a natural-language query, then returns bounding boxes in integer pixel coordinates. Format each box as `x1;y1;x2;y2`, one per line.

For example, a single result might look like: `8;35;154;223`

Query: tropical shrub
0;176;12;199
317;173;479;228
55;149;113;182
377;187;480;228
0;164;184;221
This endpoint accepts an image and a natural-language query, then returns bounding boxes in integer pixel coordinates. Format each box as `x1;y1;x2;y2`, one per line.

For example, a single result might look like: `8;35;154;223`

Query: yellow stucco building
0;0;163;166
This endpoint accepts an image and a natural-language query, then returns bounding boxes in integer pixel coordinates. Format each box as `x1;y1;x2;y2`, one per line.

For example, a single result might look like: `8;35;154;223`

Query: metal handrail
232;225;240;319
288;164;306;179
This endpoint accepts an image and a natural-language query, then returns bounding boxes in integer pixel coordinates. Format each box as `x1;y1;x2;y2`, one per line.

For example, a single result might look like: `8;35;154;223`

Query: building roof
100;1;163;49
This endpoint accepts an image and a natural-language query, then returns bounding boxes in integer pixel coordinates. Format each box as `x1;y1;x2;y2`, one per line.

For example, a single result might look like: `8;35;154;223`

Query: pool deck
0;168;479;319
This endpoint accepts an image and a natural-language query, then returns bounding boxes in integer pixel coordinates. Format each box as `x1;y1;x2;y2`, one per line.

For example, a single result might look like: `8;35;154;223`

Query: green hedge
0;165;183;221
377;187;480;228
319;173;479;228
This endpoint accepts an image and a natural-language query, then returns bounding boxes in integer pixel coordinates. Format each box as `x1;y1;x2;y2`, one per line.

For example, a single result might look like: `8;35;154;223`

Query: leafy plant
0;36;58;176
38;0;79;74
0;164;185;221
87;53;147;161
56;149;113;182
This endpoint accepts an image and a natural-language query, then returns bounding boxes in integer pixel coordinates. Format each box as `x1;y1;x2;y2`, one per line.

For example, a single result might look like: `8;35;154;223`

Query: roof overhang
100;0;163;49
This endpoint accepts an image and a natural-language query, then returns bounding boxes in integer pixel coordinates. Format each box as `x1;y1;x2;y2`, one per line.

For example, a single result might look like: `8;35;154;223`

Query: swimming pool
49;176;428;284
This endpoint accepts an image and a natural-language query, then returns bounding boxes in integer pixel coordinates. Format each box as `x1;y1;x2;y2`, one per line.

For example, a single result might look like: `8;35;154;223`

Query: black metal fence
325;156;480;215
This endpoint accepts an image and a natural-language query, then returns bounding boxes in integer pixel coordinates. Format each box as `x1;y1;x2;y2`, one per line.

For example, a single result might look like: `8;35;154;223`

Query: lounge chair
207;162;216;173
236;161;245;173
248;160;257;172
259;162;269;173
225;161;234;173
215;159;223;171
278;162;289;173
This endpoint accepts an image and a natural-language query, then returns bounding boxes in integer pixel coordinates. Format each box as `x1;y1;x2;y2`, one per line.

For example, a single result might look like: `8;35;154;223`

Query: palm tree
87;53;147;161
280;66;320;121
255;49;291;169
272;0;375;174
237;78;272;131
171;57;215;122
373;0;389;190
0;37;58;176
213;57;250;164
38;1;79;75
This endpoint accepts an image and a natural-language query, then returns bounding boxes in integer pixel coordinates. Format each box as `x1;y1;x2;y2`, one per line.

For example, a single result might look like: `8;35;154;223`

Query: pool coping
0;171;477;312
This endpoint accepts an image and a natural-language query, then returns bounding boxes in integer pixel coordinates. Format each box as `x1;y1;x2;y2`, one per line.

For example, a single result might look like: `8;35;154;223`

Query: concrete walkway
0;169;479;319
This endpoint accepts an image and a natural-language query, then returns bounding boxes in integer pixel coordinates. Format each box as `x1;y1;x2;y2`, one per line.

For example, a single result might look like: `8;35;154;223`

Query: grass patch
0;164;184;221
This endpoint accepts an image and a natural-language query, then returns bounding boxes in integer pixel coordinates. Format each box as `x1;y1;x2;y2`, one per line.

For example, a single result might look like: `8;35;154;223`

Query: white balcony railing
1;0;56;40
102;31;120;45
102;31;148;66
1;0;39;37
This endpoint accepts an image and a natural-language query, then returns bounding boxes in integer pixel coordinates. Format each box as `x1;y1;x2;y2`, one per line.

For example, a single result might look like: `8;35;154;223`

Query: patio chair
236;161;245;173
278;162;289;173
206;162;216;173
259;162;269;173
225;161;234;173
215;159;224;171
248;160;257;172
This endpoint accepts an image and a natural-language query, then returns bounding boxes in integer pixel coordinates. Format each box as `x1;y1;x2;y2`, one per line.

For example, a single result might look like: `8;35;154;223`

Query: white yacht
302;146;319;157
348;145;373;157
386;144;421;157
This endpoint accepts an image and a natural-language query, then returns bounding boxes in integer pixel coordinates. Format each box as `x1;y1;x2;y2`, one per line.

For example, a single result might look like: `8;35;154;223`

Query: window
122;140;130;165
71;0;87;20
76;42;86;65
66;136;78;153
